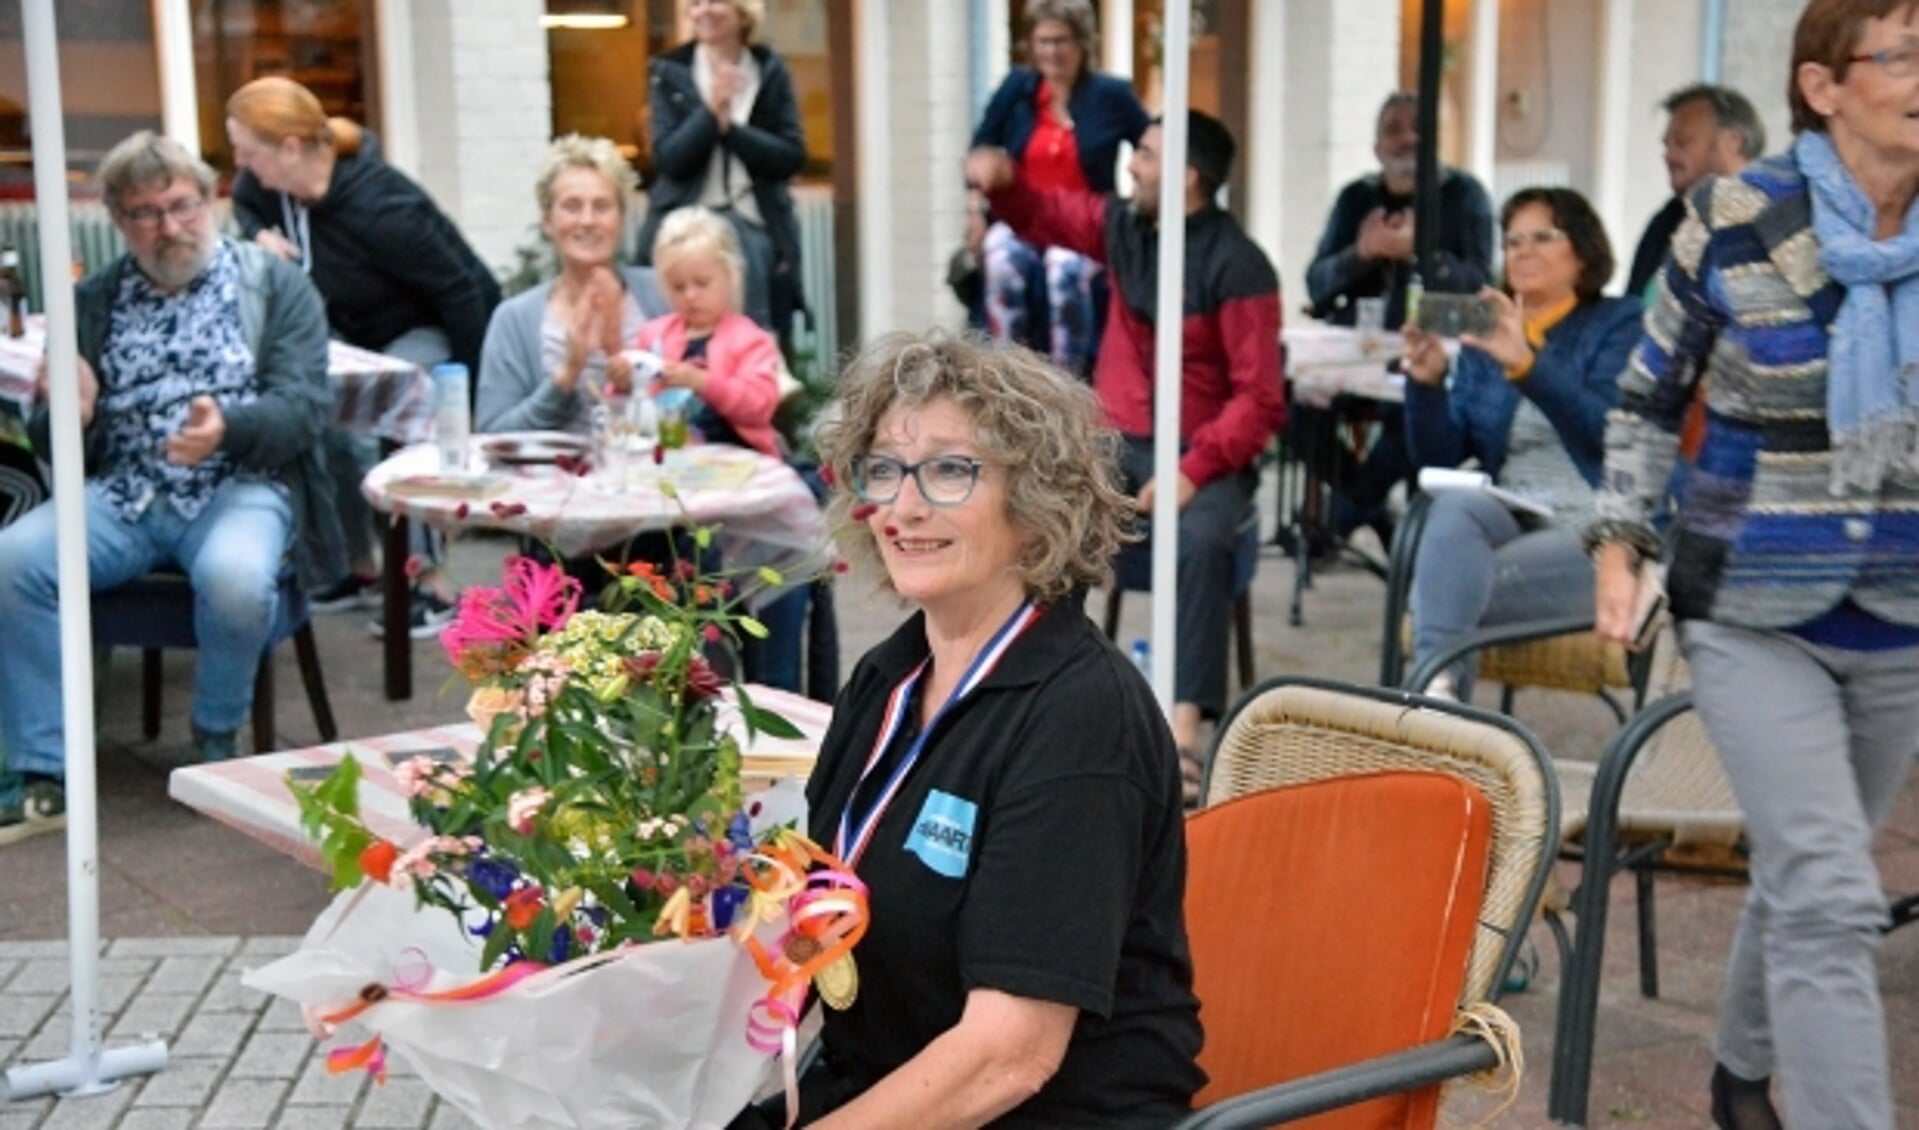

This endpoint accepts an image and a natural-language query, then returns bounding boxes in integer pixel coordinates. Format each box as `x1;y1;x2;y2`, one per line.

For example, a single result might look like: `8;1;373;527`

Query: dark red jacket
989;181;1284;487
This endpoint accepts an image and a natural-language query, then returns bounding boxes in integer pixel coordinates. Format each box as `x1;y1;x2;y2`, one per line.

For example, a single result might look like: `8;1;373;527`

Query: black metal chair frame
92;571;337;753
1174;676;1561;1129
1545;690;1919;1125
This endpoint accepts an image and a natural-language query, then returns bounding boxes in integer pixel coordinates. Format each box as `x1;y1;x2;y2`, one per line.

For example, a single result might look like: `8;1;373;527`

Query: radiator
0;199;238;311
790;186;837;384
0;200;125;311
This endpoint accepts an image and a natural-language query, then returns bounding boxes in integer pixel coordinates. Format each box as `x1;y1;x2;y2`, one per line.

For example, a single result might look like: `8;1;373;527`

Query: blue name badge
904;789;978;879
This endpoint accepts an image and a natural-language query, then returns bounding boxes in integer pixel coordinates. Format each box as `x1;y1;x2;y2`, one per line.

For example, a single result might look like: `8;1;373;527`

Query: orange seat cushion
1185;771;1493;1129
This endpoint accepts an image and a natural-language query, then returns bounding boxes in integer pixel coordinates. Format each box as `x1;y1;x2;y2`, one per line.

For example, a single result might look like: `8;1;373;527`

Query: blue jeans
0;479;293;778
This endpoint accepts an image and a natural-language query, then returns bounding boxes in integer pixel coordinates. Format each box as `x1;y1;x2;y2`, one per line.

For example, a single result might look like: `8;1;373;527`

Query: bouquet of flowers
244;547;863;1130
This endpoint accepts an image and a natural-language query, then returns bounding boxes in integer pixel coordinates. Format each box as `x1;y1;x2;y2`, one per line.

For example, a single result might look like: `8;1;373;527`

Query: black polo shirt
799;602;1205;1126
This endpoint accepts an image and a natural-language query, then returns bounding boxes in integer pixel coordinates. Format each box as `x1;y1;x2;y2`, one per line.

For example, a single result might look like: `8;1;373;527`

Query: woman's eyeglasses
849;454;985;507
1849;42;1919;79
1502;228;1567;253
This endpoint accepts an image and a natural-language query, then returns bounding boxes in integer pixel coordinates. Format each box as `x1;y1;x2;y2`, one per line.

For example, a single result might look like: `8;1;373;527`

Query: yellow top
1506;293;1578;382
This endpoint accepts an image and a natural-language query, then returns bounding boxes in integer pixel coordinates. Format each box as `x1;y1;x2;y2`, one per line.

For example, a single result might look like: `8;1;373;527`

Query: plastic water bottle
1129;638;1151;682
432;363;471;473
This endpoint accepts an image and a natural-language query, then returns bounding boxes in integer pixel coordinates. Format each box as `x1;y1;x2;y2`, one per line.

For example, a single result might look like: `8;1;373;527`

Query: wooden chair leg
141;649;162;741
1102;589;1123;641
1233;592;1255;688
293;624;338;742
251;652;275;754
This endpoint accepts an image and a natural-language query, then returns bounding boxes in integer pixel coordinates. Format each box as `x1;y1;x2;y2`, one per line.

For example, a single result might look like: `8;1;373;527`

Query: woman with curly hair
729;331;1203;1128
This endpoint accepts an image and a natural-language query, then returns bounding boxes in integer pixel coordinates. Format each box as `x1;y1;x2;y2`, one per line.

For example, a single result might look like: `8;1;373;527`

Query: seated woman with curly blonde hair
728;331;1204;1129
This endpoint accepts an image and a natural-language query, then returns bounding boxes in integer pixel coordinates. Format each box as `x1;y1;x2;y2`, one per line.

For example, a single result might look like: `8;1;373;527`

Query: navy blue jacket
1404;297;1641;487
1305;169;1495;328
973;68;1148;194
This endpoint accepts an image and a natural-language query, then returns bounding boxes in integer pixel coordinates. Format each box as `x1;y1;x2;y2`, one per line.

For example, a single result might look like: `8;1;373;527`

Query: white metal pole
150;0;200;154
1148;0;1190;715
4;0;170;1102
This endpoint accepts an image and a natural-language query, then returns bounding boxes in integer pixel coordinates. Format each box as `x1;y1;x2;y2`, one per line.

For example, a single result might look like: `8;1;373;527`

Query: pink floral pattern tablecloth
167;683;832;871
362;442;833;586
1284;324;1407;408
0;315;434;444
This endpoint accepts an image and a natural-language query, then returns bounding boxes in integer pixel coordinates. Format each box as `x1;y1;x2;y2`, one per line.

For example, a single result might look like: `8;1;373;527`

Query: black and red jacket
988;180;1284;487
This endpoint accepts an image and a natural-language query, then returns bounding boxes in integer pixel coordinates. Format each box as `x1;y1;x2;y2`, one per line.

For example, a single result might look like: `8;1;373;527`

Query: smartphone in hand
1414;292;1499;338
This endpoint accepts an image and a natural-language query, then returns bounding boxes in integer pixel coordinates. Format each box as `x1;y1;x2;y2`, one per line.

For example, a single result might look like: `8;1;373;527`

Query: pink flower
508;787;552;835
439;557;582;669
388;840;440;888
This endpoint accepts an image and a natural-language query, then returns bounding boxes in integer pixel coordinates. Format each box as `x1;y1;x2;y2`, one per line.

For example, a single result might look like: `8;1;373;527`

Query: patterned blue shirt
96;242;260;522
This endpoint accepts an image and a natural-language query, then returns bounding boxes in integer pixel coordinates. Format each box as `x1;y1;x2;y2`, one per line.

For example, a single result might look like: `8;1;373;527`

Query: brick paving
2;525;1915;1127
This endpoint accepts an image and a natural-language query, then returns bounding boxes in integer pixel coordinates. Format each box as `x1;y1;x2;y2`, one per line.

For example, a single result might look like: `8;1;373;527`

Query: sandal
1179;747;1205;809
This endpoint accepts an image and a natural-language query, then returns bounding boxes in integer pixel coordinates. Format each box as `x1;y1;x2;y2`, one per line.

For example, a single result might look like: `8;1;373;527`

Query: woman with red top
972;0;1148;376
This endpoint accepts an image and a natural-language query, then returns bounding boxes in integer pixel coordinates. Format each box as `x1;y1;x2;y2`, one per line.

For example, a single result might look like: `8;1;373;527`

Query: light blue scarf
1796;129;1919;495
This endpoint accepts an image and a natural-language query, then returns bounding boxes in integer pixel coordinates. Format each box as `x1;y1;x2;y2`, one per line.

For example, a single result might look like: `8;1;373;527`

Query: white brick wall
1616;1;1703;265
398;0;552;274
863;0;971;335
1719;0;1801;161
1275;0;1401;309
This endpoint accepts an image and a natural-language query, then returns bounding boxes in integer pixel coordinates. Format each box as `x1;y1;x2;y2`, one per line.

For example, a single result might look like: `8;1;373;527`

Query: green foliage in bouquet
291;546;806;970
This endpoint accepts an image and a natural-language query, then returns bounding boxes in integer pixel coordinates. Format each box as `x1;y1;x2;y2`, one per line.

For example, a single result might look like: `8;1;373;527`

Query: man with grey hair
0;131;342;845
1625;83;1765;298
1299;91;1495;549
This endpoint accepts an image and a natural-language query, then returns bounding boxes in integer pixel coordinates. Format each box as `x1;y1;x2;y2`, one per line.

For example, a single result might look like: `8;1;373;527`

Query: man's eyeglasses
849;454;985;507
119;197;207;230
1848;42;1919;79
1502;228;1567;253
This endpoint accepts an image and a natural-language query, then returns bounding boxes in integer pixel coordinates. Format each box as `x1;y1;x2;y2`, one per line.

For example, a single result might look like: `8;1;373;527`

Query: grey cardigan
31;240;346;591
475;266;668;435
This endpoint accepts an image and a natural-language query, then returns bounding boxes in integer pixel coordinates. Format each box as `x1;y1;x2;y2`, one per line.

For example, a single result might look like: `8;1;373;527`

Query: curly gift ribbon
319;959;550;1081
312;831;868;1126
737;832;870;1129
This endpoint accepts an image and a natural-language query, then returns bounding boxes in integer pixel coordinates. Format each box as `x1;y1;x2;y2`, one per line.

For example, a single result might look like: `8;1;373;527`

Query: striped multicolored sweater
1587;152;1919;628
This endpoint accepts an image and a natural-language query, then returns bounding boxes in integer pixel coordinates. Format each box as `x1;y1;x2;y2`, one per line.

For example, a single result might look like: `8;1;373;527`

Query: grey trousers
1409;489;1593;698
1682;619;1919;1129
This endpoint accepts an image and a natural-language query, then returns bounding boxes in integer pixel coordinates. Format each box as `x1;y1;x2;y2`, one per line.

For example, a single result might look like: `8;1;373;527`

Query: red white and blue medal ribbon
834;601;1041;868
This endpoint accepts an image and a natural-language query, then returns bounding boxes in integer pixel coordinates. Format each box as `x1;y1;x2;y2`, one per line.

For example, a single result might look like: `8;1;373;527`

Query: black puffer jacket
637;42;806;313
231;131;501;372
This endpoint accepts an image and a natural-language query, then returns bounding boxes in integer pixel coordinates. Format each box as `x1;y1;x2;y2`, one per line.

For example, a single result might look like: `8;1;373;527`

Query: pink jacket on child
637;311;784;458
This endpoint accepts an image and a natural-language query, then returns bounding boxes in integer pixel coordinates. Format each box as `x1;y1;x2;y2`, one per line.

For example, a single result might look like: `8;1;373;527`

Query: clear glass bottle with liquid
0;246;25;339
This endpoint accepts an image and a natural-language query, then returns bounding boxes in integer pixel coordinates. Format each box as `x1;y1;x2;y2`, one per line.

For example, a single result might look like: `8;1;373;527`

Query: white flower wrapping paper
245;780;810;1129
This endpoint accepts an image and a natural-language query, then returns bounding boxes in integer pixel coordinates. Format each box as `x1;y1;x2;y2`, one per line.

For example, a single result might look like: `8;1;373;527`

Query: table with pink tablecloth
364;441;830;573
1283;323;1406;408
167;683;832;871
0;314;435;443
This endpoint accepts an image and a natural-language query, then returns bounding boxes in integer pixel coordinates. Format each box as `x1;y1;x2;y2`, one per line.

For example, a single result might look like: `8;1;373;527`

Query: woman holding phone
1398;186;1641;699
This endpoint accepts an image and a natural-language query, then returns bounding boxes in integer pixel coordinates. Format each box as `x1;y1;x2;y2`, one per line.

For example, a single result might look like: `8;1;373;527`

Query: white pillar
856;0;894;337
150;0;199;154
1245;0;1286;262
1465;0;1499;192
375;0;420;177
1592;0;1635;290
1102;0;1134;78
982;0;1011;97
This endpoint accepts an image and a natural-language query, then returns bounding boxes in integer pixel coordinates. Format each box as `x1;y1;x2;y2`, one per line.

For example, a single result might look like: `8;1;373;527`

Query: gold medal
782;933;821;965
814;952;859;1010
